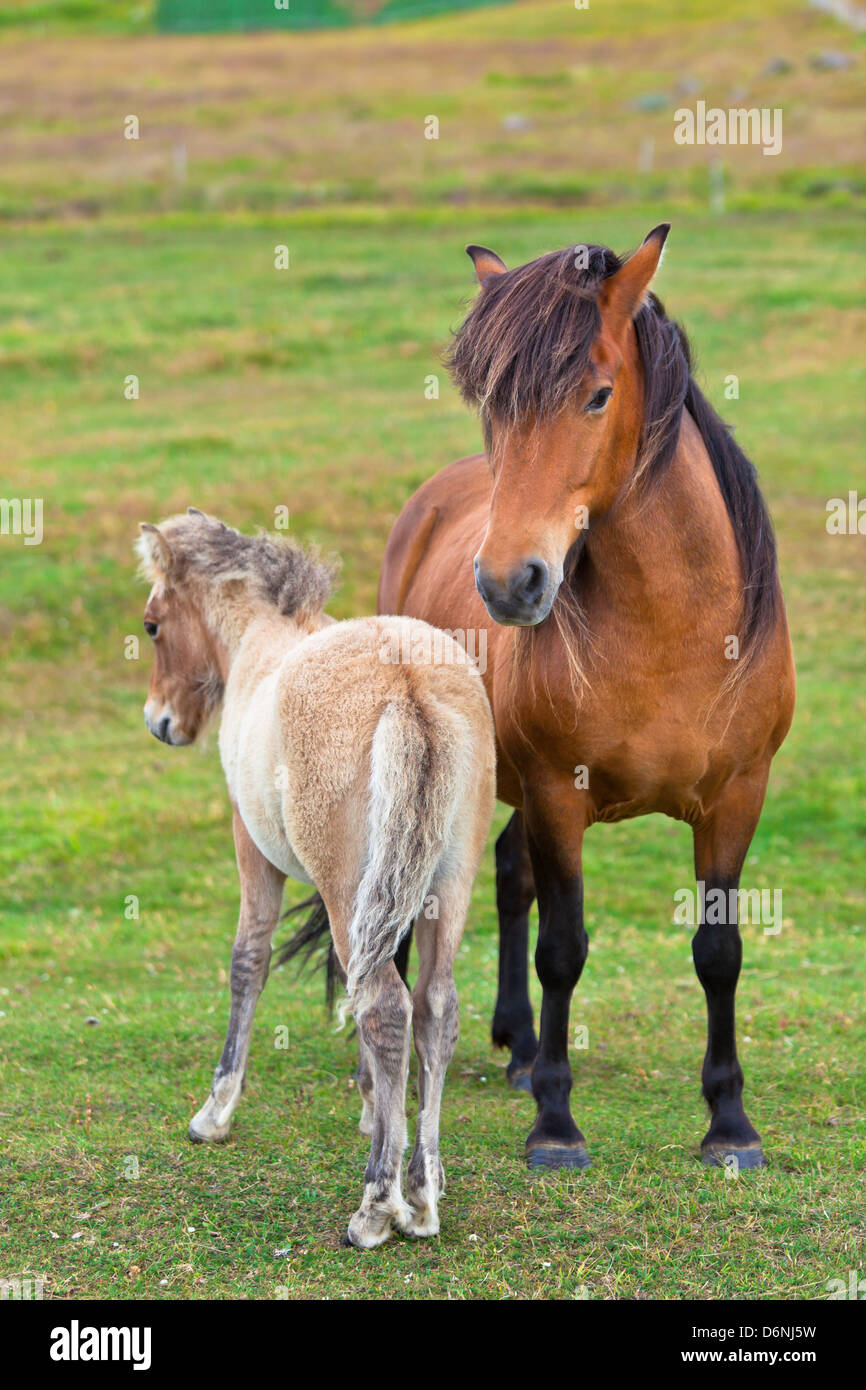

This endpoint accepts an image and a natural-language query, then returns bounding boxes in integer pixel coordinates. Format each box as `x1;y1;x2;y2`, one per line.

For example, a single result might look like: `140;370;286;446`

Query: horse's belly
230;687;316;885
238;791;315;884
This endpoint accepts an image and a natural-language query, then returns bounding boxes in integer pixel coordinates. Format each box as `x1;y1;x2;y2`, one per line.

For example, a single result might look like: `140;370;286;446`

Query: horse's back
379;454;491;617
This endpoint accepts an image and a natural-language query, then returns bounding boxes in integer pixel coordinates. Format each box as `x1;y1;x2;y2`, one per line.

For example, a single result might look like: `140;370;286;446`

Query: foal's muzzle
144;705;190;746
473;555;556;626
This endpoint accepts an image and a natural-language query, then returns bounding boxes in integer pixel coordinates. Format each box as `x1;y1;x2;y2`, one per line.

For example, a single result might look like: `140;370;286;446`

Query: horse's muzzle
473;555;556;626
144;705;190;746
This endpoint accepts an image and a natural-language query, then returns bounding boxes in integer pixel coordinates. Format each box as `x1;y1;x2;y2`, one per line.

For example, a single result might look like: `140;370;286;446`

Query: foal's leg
356;929;413;1137
346;961;413;1249
189;811;285;1143
356;1036;376;1138
492;811;539;1091
403;903;462;1237
523;787;591;1170
692;775;767;1169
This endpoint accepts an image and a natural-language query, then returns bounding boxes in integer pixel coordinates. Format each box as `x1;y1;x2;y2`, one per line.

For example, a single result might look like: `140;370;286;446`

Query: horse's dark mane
159;512;335;619
447;243;779;669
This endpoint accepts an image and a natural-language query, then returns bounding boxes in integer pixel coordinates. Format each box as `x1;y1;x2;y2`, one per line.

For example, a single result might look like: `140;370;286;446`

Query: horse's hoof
508;1065;534;1093
398;1213;440;1240
188;1122;229;1145
526;1143;591;1171
701;1143;765;1171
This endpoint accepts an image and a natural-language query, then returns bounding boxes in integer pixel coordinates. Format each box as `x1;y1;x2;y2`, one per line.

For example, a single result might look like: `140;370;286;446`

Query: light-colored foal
137;511;495;1246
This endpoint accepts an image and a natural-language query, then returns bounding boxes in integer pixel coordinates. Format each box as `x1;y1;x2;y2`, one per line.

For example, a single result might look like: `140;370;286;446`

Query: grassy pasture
0;0;864;1300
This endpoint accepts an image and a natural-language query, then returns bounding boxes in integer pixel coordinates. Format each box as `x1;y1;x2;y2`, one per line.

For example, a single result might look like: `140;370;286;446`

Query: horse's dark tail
273;892;413;1013
274;893;339;1011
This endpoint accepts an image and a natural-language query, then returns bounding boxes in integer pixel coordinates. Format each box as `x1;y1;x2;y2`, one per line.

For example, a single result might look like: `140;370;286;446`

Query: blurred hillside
0;0;862;220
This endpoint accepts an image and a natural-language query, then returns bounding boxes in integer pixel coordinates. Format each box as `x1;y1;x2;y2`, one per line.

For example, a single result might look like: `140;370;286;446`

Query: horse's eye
585;387;613;413
144;621;159;639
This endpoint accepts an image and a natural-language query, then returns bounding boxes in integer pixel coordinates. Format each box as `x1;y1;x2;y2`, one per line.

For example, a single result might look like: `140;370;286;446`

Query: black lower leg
525;849;589;1169
394;927;412;989
492;812;538;1086
692;875;762;1166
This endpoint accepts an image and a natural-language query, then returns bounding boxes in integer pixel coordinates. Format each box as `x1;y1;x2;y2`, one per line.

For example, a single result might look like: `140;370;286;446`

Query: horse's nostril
157;715;171;742
514;559;549;606
473;557;490;603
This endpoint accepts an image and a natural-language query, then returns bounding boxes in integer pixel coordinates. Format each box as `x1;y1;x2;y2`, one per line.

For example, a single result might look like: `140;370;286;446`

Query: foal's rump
276;616;495;1012
346;684;471;1009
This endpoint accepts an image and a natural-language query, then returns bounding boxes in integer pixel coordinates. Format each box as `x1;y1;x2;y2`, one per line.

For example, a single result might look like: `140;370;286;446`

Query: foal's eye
585;386;613;413
144;621;159;639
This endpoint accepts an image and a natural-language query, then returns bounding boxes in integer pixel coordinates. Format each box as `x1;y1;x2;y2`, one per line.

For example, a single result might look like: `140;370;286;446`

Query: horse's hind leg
692;774;768;1170
356;1035;375;1138
189;811;285;1144
345;960;413;1249
356;928;412;1138
403;897;463;1238
492;811;538;1091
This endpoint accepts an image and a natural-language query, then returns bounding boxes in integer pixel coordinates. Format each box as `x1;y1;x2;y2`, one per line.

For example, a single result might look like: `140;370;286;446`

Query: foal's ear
466;244;508;285
597;223;670;342
138;522;174;578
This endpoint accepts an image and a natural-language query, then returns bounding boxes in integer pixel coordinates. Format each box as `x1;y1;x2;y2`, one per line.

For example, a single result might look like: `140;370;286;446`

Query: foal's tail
344;695;462;1017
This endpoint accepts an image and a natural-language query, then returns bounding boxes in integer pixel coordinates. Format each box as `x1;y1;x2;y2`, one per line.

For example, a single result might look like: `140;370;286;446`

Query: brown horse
379;226;795;1171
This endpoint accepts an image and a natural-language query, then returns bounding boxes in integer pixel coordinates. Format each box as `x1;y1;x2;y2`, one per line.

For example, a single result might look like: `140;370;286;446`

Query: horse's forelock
447;244;623;427
448;242;697;494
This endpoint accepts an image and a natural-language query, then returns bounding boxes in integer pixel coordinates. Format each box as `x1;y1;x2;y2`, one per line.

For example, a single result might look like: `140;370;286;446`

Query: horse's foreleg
189;809;285;1144
692;776;767;1170
522;790;590;1170
492;810;538;1091
345;961;413;1249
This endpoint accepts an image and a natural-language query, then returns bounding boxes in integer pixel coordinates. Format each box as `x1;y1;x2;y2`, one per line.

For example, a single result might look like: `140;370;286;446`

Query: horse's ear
466;244;508;285
597;223;670;342
138;522;174;578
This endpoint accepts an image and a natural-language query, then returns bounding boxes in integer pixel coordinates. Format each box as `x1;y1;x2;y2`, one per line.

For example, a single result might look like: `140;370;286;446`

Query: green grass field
0;0;864;1301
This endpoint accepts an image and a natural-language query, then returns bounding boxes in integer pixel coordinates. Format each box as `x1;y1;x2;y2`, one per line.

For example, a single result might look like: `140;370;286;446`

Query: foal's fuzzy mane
447;242;779;701
136;511;335;620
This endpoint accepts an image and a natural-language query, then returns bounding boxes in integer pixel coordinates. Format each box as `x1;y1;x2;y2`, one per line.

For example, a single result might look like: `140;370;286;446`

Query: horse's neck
224;608;325;695
582;409;740;619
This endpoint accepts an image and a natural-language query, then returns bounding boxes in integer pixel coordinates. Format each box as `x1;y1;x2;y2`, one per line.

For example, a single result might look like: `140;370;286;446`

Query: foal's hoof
188;1121;230;1145
397;1209;440;1240
344;1218;393;1251
701;1143;765;1171
526;1142;591;1172
507;1064;534;1094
